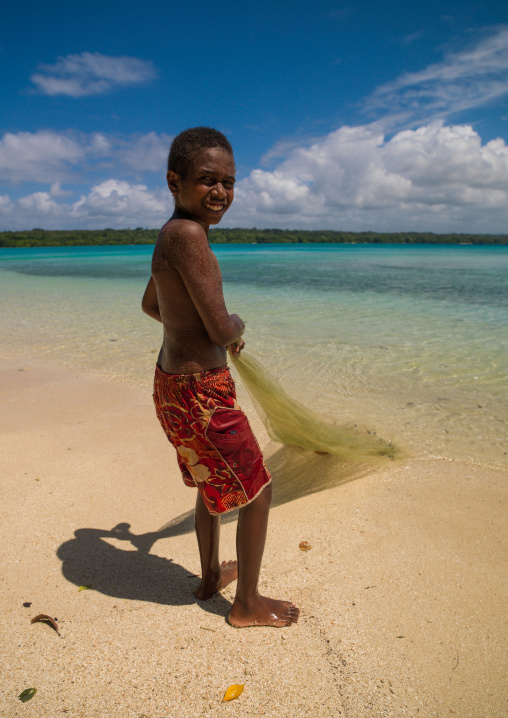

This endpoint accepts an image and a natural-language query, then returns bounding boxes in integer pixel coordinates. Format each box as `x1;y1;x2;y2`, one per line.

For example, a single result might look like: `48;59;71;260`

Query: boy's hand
227;314;245;356
228;338;245;357
230;313;245;336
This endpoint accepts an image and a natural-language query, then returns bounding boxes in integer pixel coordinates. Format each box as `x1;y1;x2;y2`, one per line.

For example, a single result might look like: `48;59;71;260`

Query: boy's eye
200;176;235;188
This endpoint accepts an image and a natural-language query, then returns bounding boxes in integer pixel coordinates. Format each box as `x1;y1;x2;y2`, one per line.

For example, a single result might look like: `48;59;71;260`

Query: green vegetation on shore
1;227;507;247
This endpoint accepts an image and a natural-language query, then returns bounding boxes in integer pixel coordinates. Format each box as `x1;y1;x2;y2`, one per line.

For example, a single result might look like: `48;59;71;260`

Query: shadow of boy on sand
57;522;232;617
57;444;375;611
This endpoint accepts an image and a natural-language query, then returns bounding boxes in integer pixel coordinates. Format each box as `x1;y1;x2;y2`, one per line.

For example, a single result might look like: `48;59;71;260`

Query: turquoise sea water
1;244;507;468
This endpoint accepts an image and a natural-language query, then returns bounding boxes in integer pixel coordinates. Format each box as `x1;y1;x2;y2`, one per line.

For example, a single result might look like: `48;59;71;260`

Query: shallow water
1;243;506;468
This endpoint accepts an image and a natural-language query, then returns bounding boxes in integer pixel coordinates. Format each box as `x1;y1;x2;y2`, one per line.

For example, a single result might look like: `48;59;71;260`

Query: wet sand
0;356;506;717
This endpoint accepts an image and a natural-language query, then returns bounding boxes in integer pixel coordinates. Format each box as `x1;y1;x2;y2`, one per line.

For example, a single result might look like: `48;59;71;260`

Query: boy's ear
166;170;180;197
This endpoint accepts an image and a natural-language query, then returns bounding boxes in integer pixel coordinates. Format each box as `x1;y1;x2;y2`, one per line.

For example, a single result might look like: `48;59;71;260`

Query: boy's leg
228;484;300;627
194;491;238;600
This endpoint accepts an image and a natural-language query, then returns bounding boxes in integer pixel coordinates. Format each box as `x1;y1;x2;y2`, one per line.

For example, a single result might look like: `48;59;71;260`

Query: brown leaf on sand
222;684;244;702
31;614;60;636
299;541;312;551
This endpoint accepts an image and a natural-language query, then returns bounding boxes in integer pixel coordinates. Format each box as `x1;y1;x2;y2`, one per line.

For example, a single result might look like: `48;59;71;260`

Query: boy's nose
211;183;227;198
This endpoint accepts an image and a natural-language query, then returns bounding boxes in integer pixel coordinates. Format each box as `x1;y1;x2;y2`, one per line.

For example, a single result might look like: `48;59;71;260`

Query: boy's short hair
167;127;233;177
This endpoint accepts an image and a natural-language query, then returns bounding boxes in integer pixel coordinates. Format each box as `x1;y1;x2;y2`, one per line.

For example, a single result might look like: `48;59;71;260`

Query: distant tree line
1;227;507;247
209;228;508;245
0;228;159;247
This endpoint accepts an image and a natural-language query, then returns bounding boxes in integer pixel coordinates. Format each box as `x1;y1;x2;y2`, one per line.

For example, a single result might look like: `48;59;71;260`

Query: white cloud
0;130;172;184
0;195;13;212
0;131;85;183
111;132;173;173
366;25;508;124
226;121;508;232
18;191;62;216
49;181;73;198
400;29;425;46
72;180;168;221
31;52;157;97
1;123;508;233
0;180;170;230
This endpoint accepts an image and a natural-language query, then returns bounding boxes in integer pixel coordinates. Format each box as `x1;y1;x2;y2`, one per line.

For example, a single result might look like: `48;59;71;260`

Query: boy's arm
163;221;245;346
141;276;162;322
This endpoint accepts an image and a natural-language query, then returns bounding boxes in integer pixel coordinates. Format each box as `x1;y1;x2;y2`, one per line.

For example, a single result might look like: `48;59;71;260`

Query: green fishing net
229;350;400;461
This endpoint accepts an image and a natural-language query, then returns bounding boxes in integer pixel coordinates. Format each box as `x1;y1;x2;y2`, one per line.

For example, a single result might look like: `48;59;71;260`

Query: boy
142;127;299;628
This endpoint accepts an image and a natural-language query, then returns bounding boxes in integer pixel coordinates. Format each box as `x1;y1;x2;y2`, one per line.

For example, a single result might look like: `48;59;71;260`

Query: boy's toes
285;603;300;622
218;560;238;590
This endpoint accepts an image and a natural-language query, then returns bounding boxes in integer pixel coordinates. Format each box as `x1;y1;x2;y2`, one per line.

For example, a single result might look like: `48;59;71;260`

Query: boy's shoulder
154;217;210;267
157;217;207;250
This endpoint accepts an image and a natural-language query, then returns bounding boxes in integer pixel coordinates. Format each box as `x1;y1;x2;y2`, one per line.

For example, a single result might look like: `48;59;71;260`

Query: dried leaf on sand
31;614;60;635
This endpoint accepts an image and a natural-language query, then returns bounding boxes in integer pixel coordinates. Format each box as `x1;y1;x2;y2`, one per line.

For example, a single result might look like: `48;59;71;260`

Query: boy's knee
260;482;273;506
241;482;272;514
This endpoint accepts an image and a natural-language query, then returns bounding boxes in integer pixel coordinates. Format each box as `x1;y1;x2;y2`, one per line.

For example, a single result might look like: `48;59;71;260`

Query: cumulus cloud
366;25;508;124
0;131;85;183
31;52;157;97
111;132;173;173
1;121;507;232
0;130;172;184
73;180;168;220
0;180;170;230
2;117;508;232
226;121;508;232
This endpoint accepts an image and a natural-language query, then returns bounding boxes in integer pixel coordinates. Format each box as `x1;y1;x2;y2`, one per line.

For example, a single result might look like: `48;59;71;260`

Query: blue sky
1;0;507;232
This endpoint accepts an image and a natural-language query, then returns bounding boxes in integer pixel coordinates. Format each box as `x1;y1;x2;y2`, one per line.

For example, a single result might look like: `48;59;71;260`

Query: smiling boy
142;127;299;627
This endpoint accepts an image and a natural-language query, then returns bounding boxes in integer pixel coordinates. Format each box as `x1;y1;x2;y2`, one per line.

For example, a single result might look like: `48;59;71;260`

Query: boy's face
167;147;235;228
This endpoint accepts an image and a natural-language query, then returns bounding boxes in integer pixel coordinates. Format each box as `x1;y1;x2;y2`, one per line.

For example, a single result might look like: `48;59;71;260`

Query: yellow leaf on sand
223;684;244;702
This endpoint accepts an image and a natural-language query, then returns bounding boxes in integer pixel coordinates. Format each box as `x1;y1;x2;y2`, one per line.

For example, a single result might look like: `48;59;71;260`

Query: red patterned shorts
153;364;271;515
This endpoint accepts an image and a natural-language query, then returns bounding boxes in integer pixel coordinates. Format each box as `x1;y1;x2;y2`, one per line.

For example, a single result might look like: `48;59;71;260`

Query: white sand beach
1;356;507;717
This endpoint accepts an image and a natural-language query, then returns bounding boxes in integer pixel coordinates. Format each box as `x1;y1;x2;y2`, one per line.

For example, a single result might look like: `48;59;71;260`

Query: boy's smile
168;147;235;230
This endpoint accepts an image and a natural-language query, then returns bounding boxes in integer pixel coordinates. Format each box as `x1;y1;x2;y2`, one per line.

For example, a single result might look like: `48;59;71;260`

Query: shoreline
2;343;506;472
1;355;507;717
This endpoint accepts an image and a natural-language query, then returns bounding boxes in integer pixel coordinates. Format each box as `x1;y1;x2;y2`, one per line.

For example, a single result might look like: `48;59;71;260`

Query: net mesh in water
229;350;400;462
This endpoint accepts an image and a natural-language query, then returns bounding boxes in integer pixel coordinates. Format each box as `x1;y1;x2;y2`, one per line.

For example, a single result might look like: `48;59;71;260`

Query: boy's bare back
142;146;244;374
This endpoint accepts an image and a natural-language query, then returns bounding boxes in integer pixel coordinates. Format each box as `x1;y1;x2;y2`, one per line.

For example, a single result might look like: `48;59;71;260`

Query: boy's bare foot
195;560;238;600
228;595;300;627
